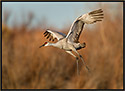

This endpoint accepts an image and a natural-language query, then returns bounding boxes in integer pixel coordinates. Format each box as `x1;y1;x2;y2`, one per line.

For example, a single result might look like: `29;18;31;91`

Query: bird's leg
72;49;90;72
80;55;90;72
66;51;80;75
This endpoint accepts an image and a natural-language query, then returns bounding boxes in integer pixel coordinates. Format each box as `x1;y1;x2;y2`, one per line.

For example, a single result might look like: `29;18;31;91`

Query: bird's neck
48;42;56;47
48;42;60;48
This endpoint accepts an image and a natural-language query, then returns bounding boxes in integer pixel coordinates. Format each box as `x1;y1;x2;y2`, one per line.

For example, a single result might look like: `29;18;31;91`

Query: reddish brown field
2;6;123;89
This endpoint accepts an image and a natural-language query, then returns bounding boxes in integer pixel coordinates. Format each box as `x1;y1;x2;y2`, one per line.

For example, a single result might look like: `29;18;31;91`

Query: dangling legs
72;49;90;72
66;51;80;75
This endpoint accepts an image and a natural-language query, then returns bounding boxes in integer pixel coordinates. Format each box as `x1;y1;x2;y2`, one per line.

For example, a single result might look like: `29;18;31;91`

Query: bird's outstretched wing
66;9;104;43
43;29;66;42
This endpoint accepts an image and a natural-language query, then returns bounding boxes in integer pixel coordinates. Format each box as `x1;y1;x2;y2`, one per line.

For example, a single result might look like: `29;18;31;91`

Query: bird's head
39;42;49;48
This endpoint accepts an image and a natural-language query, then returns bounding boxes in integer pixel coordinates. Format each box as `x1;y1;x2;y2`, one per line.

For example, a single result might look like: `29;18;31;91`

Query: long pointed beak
39;44;45;48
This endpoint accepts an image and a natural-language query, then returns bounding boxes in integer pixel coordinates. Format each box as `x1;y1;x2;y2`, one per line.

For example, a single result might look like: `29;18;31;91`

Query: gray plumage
40;9;104;75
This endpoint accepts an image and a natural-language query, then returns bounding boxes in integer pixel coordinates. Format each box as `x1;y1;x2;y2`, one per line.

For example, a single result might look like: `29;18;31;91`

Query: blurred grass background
2;3;123;89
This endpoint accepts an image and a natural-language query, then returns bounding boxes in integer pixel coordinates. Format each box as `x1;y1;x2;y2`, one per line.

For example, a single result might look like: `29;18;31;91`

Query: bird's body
43;37;85;51
39;9;104;74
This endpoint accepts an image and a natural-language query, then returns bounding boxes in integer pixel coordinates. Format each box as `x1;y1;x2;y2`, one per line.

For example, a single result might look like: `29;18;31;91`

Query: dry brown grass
2;6;123;89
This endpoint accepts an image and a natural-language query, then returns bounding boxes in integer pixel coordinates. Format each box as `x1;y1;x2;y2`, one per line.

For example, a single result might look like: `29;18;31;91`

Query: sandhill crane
39;9;104;75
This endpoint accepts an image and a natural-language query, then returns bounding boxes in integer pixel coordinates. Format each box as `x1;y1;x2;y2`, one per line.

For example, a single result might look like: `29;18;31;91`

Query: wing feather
43;29;66;42
66;9;104;43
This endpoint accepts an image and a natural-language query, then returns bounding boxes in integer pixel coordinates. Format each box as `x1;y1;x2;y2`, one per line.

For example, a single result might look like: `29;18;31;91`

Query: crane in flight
39;9;104;75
